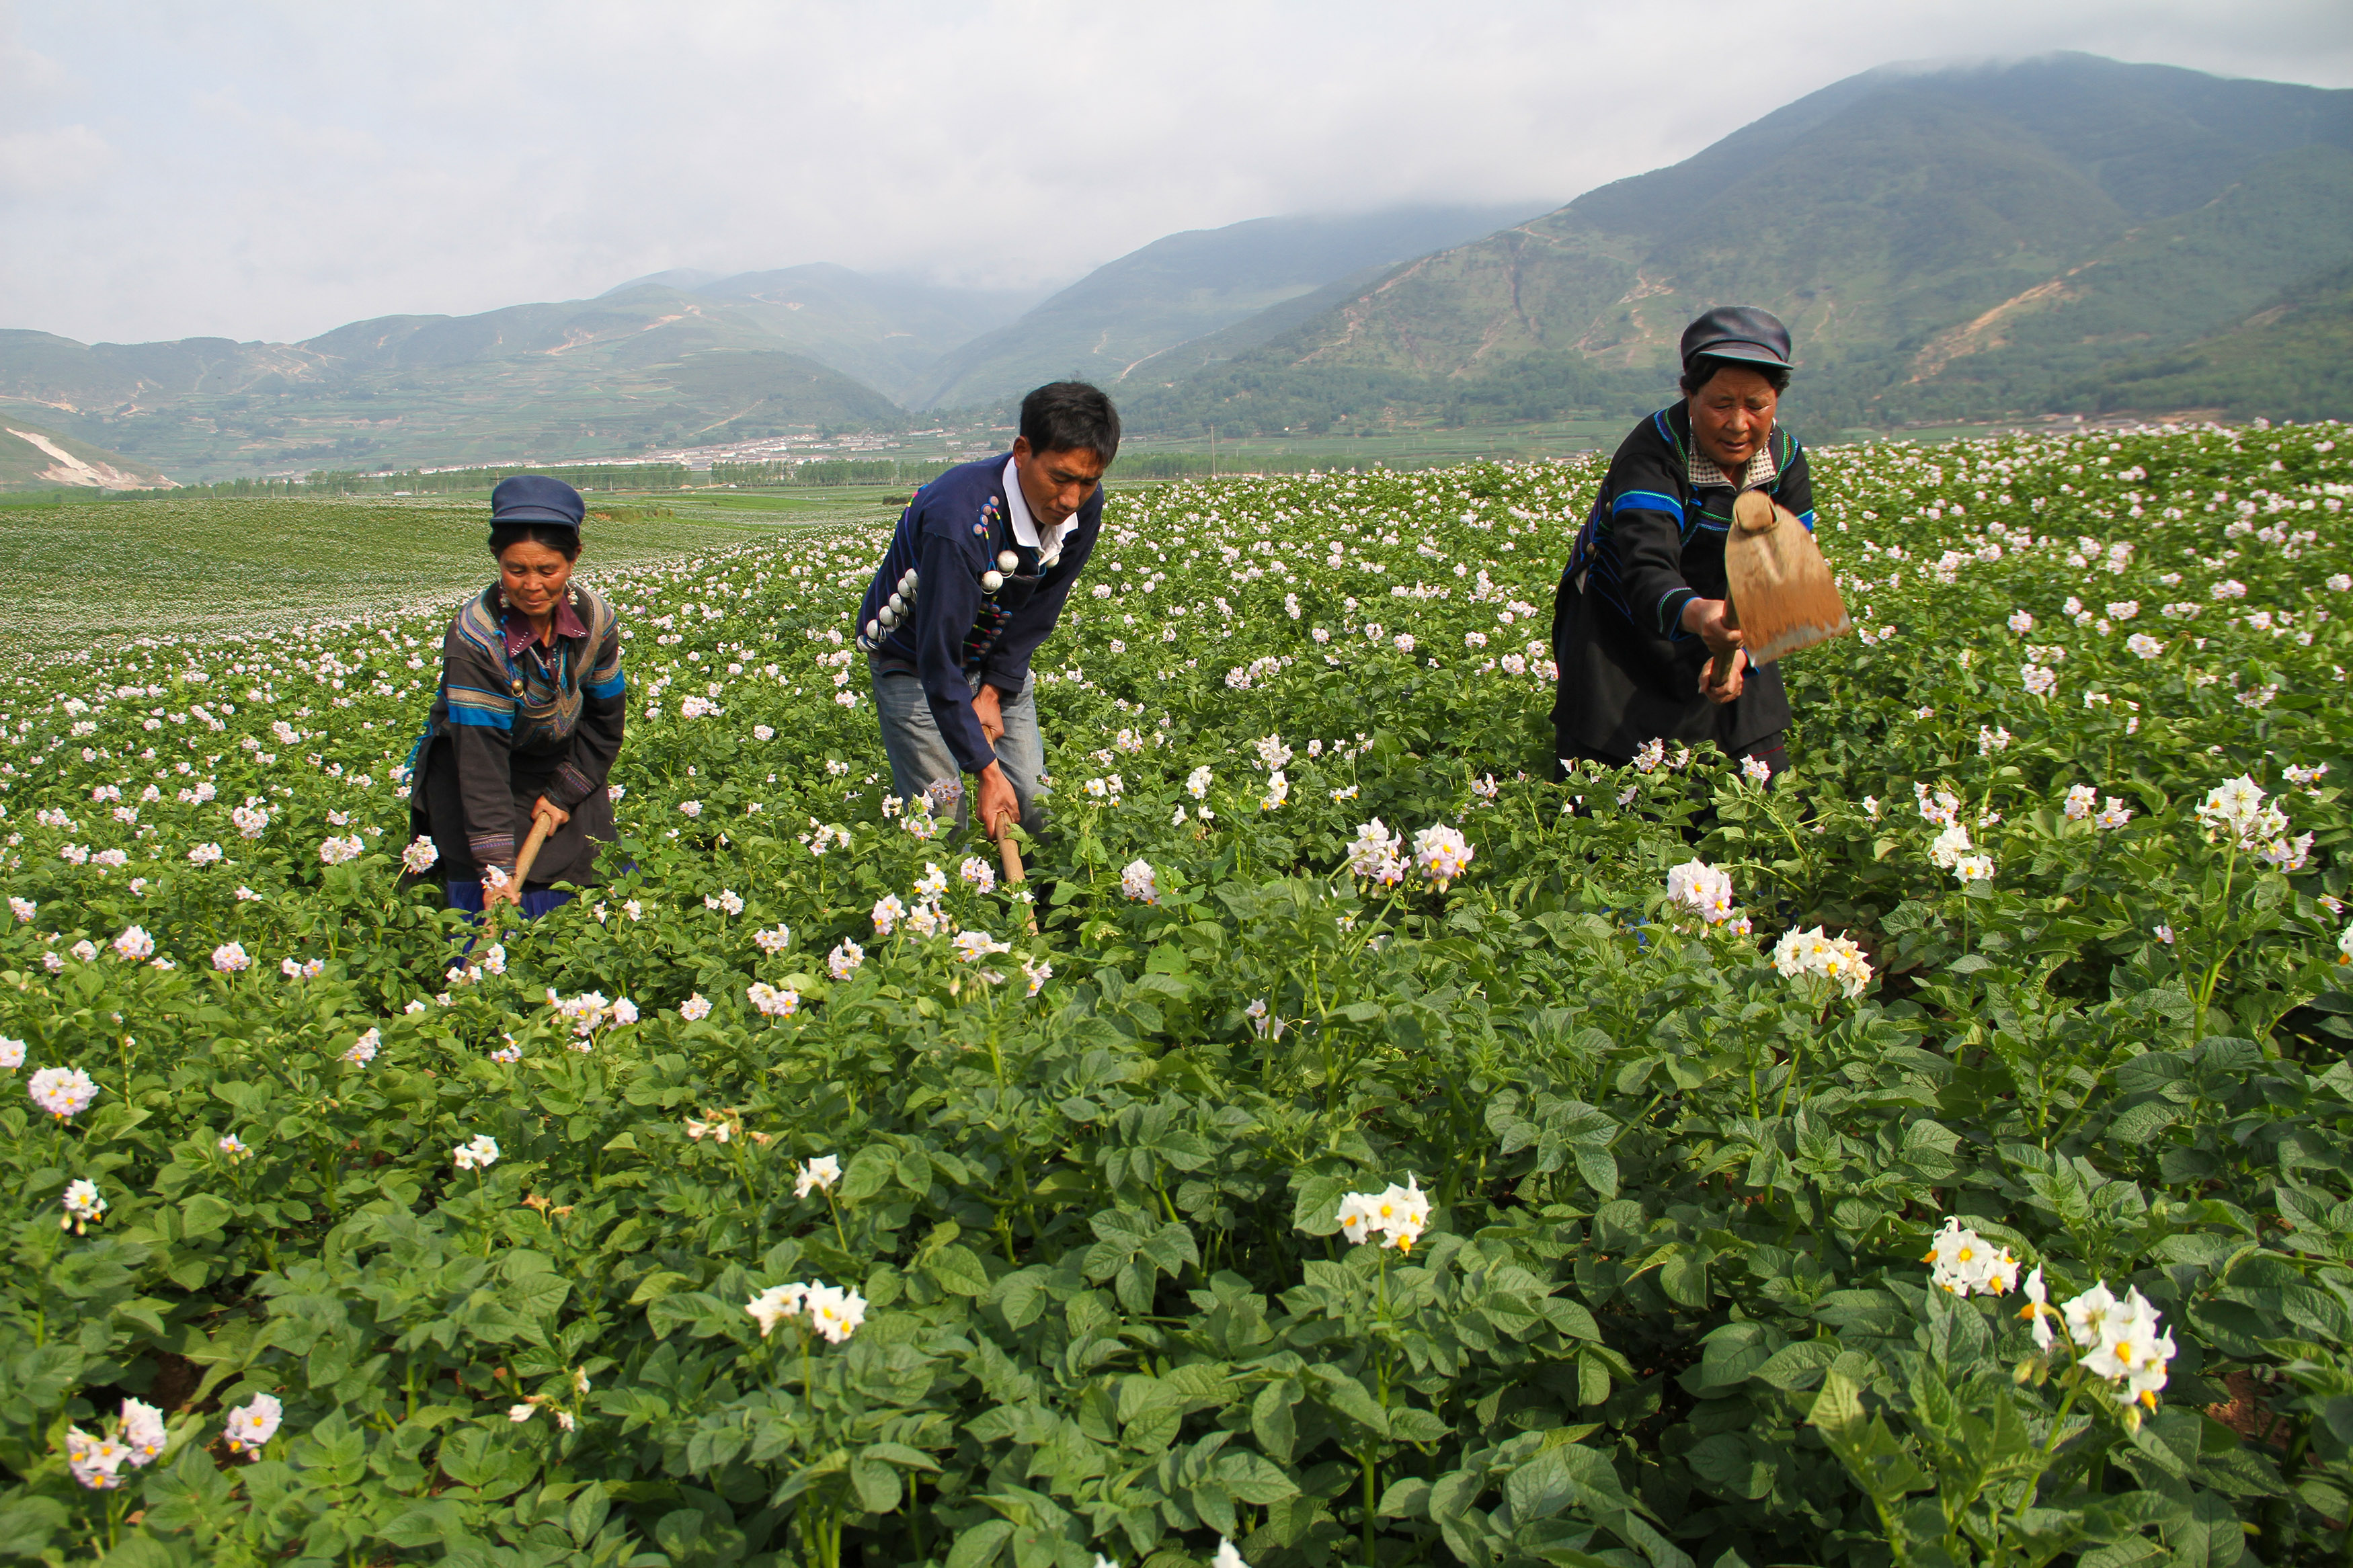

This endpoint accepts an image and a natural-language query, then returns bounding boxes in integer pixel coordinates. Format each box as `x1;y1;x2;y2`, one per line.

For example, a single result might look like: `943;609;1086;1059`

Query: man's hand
975;761;1020;841
972;683;1006;745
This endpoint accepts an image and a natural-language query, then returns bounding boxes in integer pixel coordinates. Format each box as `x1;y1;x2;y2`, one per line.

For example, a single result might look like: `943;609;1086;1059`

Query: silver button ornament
879;608;898;628
865;618;881;640
997;550;1019;572
888;593;904;614
981;570;1004;592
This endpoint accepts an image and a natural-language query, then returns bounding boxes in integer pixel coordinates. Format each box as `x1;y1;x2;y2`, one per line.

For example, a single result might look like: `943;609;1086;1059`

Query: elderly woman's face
499;538;575;621
1688;364;1780;476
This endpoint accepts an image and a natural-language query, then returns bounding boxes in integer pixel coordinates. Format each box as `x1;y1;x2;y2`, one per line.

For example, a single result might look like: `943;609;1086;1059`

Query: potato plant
2;420;2352;1567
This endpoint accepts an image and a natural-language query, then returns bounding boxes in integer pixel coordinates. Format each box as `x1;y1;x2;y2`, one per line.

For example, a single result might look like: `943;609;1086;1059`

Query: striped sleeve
1599;442;1700;643
439;625;520;875
443;682;516;729
585;622;625;698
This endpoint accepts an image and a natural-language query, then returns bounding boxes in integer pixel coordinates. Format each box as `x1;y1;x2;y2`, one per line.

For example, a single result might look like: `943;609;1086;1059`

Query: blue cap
490;474;585;528
1680;305;1792;371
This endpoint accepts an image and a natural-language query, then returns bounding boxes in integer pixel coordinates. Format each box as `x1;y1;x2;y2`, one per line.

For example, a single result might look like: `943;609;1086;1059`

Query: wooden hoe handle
512;815;555;889
996;829;1040;936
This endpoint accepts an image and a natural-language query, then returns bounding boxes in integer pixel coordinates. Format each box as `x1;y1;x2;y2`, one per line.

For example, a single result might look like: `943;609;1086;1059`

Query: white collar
1001;457;1066;559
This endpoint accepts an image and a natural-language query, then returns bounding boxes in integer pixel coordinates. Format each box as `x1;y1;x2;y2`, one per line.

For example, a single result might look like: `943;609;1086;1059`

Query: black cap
1680;305;1792;371
489;474;585;528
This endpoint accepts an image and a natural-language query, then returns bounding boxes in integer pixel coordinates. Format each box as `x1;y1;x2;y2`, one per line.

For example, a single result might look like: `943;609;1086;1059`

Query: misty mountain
910;204;1552;411
0;291;902;481
671;264;1045;400
1119;54;2353;434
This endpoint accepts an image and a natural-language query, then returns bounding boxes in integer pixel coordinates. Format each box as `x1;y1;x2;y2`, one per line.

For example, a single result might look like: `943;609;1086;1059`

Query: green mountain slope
0;417;172;491
0;292;903;481
912;204;1550;411
2073;259;2353;421
1120;54;2353;434
683;265;1042;401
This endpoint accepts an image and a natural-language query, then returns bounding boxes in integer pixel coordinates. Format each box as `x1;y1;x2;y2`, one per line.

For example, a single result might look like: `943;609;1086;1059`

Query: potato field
4;420;2353;1568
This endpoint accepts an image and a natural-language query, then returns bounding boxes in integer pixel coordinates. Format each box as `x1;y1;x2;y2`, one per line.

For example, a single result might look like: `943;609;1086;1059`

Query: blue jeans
871;667;1046;836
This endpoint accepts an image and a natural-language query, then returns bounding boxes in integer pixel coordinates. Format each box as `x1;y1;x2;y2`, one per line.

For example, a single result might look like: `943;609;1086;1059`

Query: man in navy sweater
854;381;1119;839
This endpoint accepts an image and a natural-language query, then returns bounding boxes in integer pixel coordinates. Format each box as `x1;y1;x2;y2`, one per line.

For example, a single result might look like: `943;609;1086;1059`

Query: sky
5;0;2351;347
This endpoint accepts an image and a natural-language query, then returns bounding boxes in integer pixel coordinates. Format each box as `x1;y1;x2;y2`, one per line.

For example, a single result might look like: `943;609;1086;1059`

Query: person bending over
1549;305;1817;780
409;475;625;915
854;381;1118;839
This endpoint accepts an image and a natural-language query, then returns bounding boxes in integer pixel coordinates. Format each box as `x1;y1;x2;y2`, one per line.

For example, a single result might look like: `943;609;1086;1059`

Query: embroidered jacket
856;453;1102;774
1550;403;1817;757
411;583;625;878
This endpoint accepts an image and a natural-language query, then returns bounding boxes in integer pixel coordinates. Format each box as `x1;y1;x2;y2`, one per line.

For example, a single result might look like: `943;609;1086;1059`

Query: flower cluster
222;1393;283;1456
30;1065;99;1120
1665;859;1739;924
1771;926;1874;998
1922;1218;2021;1296
745;1279;869;1344
452;1134;501;1170
2019;1272;2177;1407
2194;775;2290;851
61;1178;107;1234
1120;858;1159;904
795;1154;842;1198
1334;1176;1432;1253
747;982;800;1018
65;1399;167;1489
1346;819;1407;885
1412;824;1474;888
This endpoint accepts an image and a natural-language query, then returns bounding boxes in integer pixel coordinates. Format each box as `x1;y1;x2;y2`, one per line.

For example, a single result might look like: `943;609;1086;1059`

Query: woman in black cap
407;474;627;916
1549;305;1817;780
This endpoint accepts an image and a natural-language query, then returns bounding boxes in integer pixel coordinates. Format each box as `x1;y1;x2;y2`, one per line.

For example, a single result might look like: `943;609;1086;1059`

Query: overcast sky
5;0;2350;346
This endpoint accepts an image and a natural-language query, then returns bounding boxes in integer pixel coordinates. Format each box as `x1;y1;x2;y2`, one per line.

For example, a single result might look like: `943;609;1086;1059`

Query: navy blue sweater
855;454;1102;774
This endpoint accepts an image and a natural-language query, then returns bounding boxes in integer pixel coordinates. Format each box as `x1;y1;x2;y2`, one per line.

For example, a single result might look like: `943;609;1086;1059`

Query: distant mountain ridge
5;56;2349;483
1118;54;2353;434
908;204;1550;410
0;206;1544;479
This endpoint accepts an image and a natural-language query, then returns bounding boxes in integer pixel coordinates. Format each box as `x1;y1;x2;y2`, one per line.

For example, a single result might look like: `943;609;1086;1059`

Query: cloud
3;0;2350;345
0;122;111;198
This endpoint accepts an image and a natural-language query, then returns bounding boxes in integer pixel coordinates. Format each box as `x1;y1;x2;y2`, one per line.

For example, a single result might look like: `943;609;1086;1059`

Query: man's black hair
489;522;582;561
1019;381;1121;464
1679;356;1792;398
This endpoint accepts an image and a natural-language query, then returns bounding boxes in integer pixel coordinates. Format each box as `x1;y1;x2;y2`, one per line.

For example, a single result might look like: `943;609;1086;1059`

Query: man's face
1011;436;1107;528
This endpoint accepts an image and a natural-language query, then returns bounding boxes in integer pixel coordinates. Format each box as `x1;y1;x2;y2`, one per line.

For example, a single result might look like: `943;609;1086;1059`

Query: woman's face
498;538;575;619
1687;364;1780;476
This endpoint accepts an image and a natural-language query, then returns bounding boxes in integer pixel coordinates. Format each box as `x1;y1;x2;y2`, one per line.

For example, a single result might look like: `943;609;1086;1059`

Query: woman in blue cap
407;475;627;915
1549;305;1817;780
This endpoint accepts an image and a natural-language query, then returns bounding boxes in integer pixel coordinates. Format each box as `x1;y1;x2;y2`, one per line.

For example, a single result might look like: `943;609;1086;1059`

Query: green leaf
628;1271;696;1305
925;1243;992;1298
180;1192;234;1241
945;1519;1012;1568
1305;1364;1388;1436
1290;1174;1346;1235
850;1455;900;1513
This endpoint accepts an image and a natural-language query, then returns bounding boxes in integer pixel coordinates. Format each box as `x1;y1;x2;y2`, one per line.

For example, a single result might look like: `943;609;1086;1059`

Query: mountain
678;265;1044;401
2077;257;2353;422
0;291;904;481
910;204;1551;411
1119;55;2353;434
602;268;726;294
0;417;171;491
